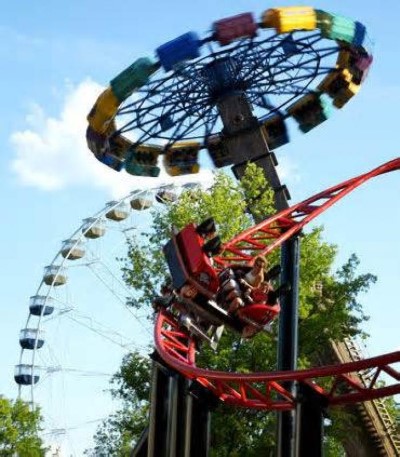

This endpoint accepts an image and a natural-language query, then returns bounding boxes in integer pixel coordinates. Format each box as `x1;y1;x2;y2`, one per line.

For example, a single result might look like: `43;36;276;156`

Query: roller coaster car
218;265;281;338
164;220;220;294
163;219;282;341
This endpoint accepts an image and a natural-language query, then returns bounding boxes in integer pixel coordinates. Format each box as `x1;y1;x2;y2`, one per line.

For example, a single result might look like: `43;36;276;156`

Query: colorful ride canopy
86;6;373;177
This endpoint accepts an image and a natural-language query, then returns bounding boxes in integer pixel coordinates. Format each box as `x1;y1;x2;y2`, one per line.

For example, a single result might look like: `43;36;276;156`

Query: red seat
177;224;219;293
237;303;280;326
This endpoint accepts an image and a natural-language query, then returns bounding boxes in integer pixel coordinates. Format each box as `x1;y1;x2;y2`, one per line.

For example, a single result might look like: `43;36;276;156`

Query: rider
237;255;272;305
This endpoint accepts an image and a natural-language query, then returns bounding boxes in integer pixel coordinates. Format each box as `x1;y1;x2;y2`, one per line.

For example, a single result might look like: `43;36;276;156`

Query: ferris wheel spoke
119;83;211;128
65;314;143;350
164;102;217;145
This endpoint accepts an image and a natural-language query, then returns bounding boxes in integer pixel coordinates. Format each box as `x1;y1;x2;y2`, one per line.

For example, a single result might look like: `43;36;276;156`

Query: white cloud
276;154;301;186
10;79;214;198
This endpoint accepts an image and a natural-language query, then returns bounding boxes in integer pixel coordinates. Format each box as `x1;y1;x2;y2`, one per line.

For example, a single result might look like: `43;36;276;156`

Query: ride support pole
130;427;149;457
295;383;327;457
183;381;217;457
217;91;290;211
277;235;300;457
147;356;180;457
174;376;189;457
217;89;298;456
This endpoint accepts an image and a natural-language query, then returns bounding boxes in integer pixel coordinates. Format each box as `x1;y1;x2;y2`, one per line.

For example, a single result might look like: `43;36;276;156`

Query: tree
85;352;151;457
0;396;46;456
89;164;377;456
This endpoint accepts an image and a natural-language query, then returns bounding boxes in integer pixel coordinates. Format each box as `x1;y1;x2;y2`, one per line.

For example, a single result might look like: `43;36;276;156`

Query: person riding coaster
161;218;289;343
217;260;285;338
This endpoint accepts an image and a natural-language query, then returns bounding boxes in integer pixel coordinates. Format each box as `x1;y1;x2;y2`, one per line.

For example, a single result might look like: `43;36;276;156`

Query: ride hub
201;57;248;101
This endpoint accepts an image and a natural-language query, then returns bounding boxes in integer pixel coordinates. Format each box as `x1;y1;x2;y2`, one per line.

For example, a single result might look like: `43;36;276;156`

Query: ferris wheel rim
16;181;201;420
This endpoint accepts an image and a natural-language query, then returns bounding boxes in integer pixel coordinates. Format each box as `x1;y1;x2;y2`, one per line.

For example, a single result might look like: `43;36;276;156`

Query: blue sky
1;1;400;454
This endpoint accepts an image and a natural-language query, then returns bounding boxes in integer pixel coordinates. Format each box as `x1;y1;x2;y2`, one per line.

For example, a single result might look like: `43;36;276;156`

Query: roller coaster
156;158;400;411
136;157;400;457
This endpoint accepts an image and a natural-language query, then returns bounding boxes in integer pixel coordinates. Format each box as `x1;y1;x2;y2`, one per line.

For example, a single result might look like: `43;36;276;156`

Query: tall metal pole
210;71;299;455
295;383;327;457
277;236;300;457
147;359;179;457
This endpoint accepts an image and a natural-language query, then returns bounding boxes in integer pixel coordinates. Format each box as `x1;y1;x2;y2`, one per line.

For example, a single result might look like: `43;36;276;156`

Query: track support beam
148;356;181;457
295;383;328;457
277;235;300;457
148;354;217;457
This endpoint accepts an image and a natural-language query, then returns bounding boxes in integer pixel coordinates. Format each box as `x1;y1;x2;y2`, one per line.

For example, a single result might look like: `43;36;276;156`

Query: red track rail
214;158;400;266
155;311;400;410
156;158;400;409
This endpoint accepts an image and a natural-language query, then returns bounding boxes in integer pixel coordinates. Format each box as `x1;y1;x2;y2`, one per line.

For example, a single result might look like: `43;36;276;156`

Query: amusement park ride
15;5;400;457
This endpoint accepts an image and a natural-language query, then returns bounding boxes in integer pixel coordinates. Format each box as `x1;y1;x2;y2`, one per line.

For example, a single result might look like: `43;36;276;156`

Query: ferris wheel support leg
277;235;300;457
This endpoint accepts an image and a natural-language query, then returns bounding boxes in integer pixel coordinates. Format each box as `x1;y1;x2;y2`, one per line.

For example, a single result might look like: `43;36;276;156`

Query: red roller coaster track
155;158;400;410
214;157;400;267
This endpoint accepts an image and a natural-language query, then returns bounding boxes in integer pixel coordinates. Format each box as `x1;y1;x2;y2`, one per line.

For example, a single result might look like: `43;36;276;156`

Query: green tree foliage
0;396;46;456
90;164;377;456
85;352;150;457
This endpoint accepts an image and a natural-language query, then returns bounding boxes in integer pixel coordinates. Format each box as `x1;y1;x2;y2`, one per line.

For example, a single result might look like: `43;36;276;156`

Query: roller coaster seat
238;303;280;324
164;221;282;338
164;223;219;294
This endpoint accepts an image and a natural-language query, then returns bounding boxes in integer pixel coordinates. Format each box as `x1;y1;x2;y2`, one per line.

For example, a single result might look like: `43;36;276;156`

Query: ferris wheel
14;182;197;454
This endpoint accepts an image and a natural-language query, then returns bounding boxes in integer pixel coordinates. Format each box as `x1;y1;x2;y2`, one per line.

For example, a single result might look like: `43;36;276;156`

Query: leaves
0;397;46;456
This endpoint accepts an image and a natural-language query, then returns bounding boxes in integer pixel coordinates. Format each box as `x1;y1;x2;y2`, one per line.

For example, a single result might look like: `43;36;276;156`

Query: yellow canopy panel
261;6;317;34
87;88;120;134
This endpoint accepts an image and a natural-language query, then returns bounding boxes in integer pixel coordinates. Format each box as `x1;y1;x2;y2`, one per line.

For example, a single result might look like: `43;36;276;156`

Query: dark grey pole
147;357;179;457
214;81;299;457
295;383;327;457
277;236;300;457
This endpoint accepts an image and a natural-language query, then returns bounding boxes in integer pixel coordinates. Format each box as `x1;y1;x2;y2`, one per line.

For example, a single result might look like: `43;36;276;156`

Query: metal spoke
113;30;341;143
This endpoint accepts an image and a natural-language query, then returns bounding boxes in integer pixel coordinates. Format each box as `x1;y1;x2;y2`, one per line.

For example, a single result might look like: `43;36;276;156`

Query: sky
1;1;400;455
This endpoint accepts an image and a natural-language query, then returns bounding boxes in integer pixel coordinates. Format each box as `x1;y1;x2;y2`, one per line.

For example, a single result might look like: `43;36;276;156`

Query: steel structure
330;338;400;455
213;158;400;266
